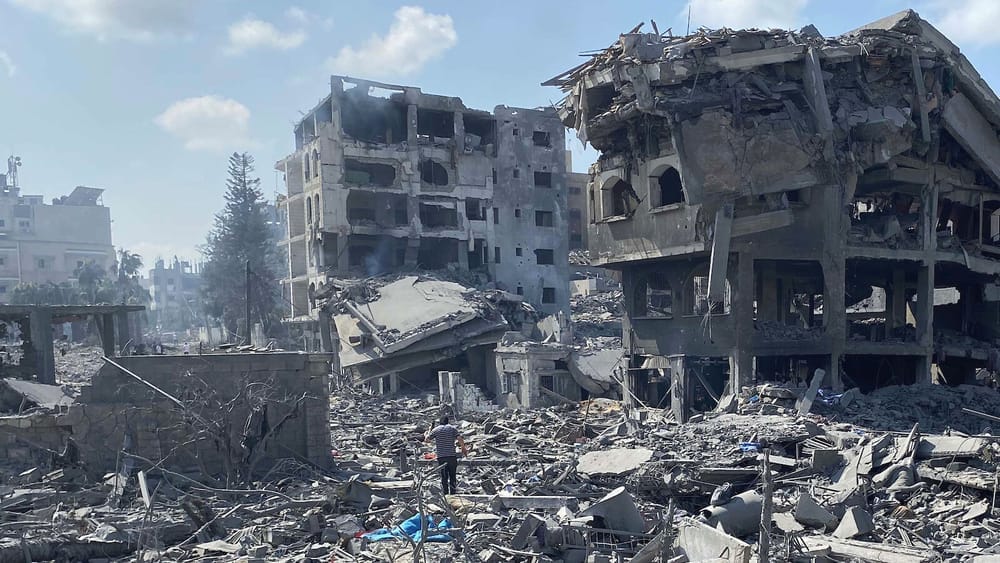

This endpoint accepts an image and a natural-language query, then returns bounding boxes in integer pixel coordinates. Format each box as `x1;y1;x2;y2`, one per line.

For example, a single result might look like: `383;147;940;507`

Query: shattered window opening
640;273;673;318
534;171;552;188
532;131;551;147
465;199;486;221
684;274;730;316
340;93;407;144
416;108;455;139
418;159;449;186
535;249;555;265
344;159;396;187
418;202;458;228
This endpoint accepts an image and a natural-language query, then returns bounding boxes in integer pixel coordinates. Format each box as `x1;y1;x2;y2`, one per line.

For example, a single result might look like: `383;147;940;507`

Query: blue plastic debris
362;513;453;543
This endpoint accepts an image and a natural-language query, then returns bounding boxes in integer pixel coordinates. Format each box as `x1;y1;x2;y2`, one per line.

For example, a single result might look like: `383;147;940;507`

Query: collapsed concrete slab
576;447;653;476
0;378;73;411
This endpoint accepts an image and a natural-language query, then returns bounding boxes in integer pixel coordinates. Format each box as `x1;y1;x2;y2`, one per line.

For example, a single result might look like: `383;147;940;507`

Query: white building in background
0;155;114;301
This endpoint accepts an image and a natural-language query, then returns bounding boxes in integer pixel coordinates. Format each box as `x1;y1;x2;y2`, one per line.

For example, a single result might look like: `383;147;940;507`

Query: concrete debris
5;364;1000;560
794;494;839;530
577;447;653;476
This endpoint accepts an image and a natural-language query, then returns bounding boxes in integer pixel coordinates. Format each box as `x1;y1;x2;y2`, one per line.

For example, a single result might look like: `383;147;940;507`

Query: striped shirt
429;424;459;457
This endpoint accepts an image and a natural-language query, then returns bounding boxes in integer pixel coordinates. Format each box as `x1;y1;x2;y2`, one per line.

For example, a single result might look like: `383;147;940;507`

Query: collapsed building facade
275;76;571;341
550;11;1000;420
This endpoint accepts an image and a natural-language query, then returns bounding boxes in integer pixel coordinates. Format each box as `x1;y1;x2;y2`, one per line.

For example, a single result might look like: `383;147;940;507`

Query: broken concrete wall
1;353;332;478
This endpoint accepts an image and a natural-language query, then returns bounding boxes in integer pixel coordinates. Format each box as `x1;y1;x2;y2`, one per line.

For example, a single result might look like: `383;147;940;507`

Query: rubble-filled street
9;376;1000;561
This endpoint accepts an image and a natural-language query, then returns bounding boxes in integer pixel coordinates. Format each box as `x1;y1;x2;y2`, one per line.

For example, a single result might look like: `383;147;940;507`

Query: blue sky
1;0;997;272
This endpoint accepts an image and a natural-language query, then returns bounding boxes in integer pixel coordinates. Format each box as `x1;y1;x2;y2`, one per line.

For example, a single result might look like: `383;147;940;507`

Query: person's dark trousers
439;456;458;494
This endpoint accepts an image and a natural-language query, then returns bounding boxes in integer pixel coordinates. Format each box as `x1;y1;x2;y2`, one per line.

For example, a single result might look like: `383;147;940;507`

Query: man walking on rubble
426;416;468;495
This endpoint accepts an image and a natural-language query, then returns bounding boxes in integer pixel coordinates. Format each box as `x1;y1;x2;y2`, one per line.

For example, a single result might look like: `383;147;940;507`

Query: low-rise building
0;156;113;301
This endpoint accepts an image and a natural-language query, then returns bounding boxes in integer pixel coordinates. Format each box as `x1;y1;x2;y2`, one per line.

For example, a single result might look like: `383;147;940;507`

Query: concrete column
916;175;938;385
388;373;400;395
336;235;349;273
29;310;54;384
822;258;846;391
406;105;418;145
916;264;935;385
732;253;755;390
457;240;469;270
890;268;907;329
100;314;116;357
669;355;688;423
318;310;334;353
453;112;465;154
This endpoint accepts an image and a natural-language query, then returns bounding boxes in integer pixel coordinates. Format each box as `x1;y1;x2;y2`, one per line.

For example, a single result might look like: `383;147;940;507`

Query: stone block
794;494;839;530
833;506;874;538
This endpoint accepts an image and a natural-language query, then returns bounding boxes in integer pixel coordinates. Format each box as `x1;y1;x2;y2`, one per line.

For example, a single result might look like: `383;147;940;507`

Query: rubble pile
53;344;105;395
570;289;623;340
6;381;1000;561
835;383;1000;434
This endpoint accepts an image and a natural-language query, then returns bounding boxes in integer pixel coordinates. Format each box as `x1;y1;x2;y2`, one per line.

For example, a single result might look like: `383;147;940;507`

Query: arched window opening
601;177;637;218
654;166;684;207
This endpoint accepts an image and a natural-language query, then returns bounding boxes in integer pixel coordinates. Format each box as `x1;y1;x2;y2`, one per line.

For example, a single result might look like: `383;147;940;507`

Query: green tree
201;152;281;340
9;281;79;305
74;260;108;304
110;249;149;305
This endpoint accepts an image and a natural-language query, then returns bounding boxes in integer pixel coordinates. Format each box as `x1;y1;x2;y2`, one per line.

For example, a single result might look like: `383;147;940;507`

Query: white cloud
0;51;14;77
327;6;456;78
224;17;307;55
683;0;807;30
10;0;196;41
928;0;1000;47
285;6;308;24
154;96;255;152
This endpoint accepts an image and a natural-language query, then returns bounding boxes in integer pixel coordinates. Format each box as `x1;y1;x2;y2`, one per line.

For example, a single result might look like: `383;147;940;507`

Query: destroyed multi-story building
550;10;1000;419
147;257;203;331
0;156;113;301
275;76;570;333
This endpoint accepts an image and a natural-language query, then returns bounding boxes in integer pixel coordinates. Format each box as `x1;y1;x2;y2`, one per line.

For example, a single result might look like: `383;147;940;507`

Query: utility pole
245;260;251;345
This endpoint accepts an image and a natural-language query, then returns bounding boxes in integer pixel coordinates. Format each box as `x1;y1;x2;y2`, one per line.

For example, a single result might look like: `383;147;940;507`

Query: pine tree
201;152;281;340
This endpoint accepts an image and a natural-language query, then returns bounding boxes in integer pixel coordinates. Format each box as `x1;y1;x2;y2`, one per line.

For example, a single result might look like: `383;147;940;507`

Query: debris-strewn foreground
5;379;1000;562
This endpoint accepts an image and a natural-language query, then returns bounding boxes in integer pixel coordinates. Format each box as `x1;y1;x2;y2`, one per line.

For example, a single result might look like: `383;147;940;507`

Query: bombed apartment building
549;10;1000;420
275;76;570;334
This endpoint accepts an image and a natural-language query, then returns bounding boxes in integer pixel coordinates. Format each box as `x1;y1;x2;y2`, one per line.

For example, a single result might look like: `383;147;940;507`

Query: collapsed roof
329;275;534;379
547;10;1000;200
